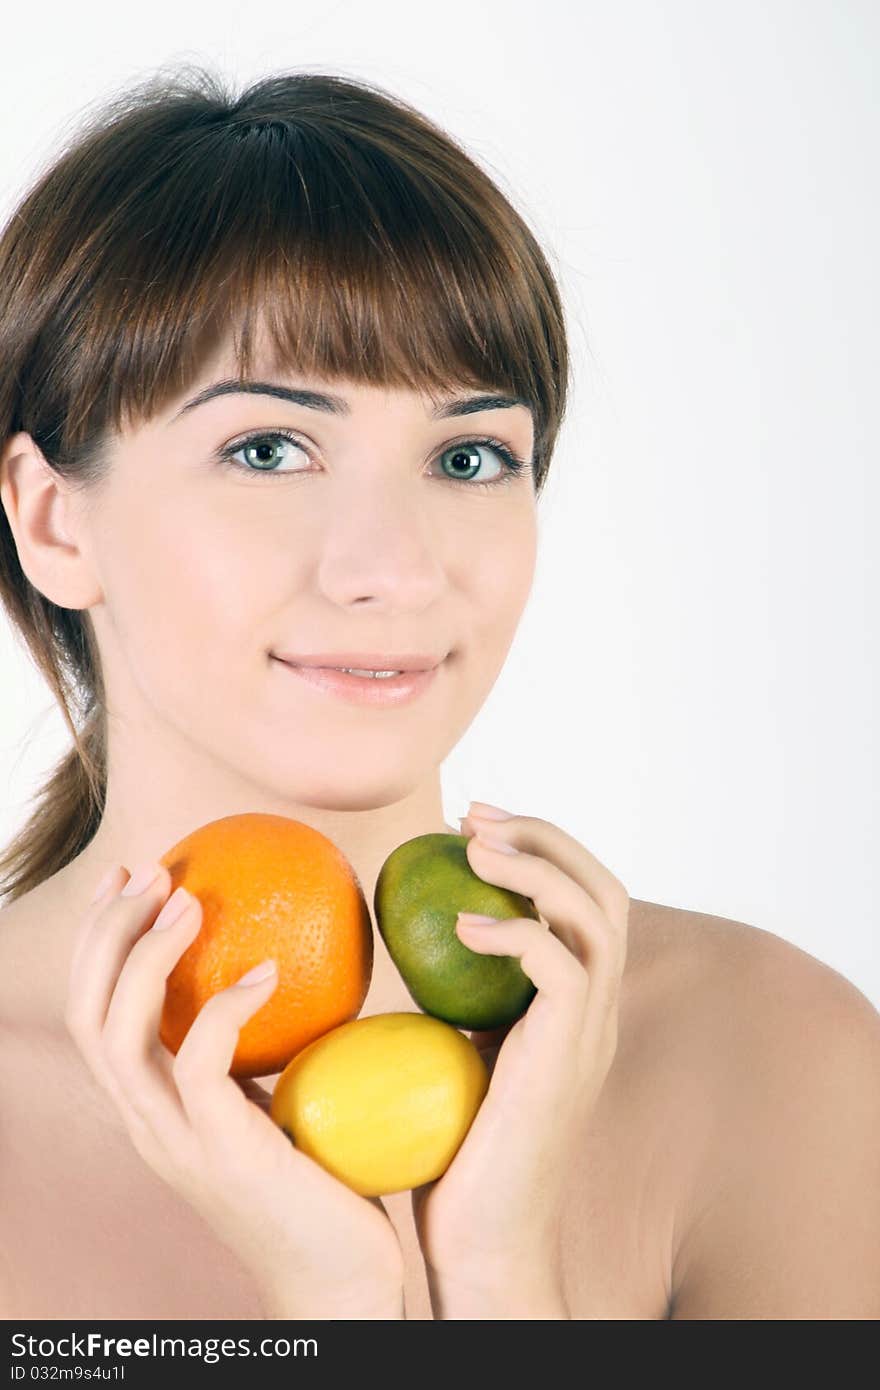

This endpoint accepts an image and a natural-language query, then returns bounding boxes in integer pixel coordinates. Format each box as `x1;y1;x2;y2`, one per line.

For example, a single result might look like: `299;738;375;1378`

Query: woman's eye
216;431;529;488
436;442;508;487
220;431;310;475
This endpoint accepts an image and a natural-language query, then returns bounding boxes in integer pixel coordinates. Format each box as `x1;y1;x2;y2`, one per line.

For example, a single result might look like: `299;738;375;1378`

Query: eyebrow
169;380;533;423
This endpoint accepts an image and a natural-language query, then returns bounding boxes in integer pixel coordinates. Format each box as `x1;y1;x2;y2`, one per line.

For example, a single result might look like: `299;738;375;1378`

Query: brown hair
0;64;571;907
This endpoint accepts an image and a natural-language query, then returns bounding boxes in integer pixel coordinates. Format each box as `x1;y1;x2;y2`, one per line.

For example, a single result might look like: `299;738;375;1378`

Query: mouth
270;651;446;673
270;653;448;706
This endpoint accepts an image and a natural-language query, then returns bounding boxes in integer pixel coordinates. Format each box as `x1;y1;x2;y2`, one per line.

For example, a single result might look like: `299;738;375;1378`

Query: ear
0;431;102;609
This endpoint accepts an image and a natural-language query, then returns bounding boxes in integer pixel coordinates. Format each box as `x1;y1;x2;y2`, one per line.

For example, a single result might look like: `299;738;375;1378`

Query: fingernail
151;886;193;931
236;959;277;987
469;801;514;820
90;867;118;905
121;862;163;897
457;912;500;928
474;831;519;855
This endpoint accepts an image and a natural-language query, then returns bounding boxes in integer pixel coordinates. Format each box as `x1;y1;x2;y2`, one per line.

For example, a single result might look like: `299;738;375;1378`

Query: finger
100;880;208;1149
66;863;171;1038
66;864;130;991
463;810;629;932
66;866;209;1162
455;915;589;1092
456;913;583;1002
171;960;280;1144
65;864;172;1099
462;832;622;998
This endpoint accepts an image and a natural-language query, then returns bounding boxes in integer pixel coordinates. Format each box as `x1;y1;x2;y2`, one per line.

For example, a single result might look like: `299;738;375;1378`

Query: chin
255;772;419;815
304;785;416;813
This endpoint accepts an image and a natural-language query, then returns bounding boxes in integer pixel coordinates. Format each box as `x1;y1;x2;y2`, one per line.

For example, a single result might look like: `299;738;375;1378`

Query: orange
157;812;373;1078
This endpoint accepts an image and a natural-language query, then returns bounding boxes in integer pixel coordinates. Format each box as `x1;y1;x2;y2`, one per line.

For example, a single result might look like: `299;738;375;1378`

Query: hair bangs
58;110;556;481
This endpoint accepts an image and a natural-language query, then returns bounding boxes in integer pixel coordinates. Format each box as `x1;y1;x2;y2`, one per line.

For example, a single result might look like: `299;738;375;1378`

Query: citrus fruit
269;1012;489;1195
157;812;373;1079
374;832;539;1030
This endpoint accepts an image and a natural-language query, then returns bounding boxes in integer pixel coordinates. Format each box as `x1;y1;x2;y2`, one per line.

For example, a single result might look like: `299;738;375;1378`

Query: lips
272;657;443;706
271;651;445;672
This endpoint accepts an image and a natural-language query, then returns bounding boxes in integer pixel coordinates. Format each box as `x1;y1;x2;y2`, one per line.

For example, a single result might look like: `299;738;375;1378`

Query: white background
1;2;877;1007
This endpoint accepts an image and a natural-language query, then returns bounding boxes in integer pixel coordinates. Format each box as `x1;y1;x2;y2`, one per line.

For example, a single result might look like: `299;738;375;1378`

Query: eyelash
214;428;531;490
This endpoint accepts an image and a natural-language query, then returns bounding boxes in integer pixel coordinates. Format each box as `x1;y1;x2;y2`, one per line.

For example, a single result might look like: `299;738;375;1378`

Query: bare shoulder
632;894;879;1024
0;890;35;1015
0;875;68;1029
629;894;878;1027
657;899;880;1085
0;877;52;934
638;899;880;1318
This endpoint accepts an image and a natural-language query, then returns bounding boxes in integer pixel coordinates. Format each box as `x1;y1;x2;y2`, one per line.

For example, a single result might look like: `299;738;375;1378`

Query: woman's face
76;342;538;811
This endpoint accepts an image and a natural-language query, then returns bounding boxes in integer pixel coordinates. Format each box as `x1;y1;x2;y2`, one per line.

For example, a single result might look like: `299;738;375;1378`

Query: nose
312;478;447;610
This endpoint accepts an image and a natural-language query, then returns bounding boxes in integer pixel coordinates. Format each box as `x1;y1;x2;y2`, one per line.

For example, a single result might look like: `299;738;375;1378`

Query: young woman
0;66;877;1322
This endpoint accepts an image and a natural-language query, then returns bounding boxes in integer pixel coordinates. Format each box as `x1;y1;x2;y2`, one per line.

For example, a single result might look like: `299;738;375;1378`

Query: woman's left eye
217;431;310;478
215;431;531;489
433;440;530;489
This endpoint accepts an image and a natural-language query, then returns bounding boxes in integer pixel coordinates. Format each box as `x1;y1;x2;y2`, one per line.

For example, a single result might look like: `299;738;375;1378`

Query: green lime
373;832;538;1030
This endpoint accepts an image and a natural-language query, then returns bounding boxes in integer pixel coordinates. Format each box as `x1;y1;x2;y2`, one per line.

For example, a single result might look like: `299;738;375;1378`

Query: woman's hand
411;804;629;1319
64;862;405;1321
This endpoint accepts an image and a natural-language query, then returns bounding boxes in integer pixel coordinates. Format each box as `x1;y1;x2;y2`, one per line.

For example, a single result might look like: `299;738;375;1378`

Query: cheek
102;502;278;675
470;514;537;638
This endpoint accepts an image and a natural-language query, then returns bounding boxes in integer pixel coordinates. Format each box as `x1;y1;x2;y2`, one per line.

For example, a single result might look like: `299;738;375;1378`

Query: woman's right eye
216;429;311;480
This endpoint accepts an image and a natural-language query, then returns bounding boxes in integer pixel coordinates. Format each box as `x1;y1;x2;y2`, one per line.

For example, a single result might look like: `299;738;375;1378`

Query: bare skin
2;334;878;1318
0;858;699;1320
2;831;879;1319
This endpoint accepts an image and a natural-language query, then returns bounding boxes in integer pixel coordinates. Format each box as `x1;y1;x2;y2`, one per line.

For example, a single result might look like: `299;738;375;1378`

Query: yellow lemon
269;1012;490;1196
